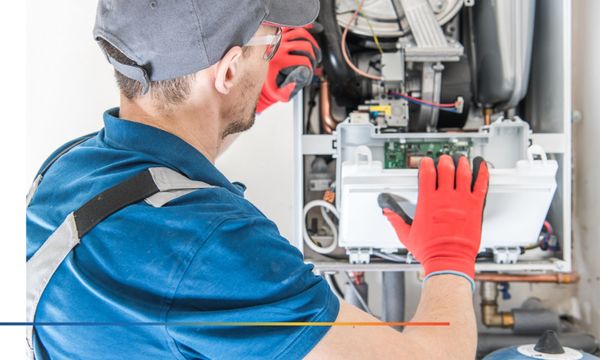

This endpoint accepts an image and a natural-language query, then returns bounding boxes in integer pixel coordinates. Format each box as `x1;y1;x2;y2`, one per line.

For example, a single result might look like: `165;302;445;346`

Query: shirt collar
101;108;244;197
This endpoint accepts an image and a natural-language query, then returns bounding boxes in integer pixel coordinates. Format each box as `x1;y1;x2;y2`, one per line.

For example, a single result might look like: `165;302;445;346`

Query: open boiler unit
290;0;599;357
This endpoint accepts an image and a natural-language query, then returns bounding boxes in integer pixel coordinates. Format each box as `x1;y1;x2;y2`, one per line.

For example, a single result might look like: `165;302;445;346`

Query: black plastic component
534;330;566;355
437;56;472;129
345;32;399;53
471;156;486;192
325;273;344;298
317;0;371;108
477;333;599;358
377;193;413;225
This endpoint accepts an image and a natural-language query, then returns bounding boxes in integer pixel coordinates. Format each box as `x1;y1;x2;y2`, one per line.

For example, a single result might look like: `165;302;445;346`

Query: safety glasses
245;27;282;61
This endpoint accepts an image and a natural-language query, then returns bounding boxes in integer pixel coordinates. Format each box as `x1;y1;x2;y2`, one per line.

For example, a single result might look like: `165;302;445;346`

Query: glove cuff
422;256;476;283
424;270;476;292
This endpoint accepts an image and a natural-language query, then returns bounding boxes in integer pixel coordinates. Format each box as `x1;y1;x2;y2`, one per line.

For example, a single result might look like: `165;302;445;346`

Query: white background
0;0;598;358
0;1;26;358
572;0;600;338
26;0;296;240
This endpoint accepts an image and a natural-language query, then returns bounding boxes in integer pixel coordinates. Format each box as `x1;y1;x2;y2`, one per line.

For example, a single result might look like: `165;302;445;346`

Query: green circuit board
384;140;471;169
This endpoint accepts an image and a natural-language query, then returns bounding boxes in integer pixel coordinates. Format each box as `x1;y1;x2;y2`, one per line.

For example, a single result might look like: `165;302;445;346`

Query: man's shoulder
26;132;265;254
169;185;262;218
141;185;267;241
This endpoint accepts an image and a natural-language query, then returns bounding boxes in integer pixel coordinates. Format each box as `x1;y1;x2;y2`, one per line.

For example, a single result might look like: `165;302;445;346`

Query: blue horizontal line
0;322;272;327
2;322;167;326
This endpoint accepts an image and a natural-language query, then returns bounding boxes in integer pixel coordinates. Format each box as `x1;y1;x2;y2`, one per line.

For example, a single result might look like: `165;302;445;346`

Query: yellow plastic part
369;105;392;117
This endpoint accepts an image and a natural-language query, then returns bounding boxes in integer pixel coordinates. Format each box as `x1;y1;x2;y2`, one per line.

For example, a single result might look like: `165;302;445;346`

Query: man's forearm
403;275;477;359
306;275;477;359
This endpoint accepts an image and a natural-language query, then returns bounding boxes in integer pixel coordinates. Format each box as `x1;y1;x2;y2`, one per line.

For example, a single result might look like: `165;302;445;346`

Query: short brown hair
97;38;195;107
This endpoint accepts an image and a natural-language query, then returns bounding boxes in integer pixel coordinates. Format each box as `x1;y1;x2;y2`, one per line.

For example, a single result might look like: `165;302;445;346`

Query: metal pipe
504;107;517;120
480;282;564;333
382;272;405;331
475;272;580;284
480;282;514;328
483;107;493;126
320;79;339;134
428;62;445;132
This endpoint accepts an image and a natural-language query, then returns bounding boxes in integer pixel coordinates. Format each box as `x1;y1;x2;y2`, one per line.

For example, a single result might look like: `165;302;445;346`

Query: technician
26;1;489;359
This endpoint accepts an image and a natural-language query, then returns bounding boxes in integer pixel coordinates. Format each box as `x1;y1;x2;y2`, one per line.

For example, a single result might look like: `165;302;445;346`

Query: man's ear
214;46;243;95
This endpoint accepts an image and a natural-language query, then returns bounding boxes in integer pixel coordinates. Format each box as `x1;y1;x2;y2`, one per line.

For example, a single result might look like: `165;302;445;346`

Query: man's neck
118;95;222;163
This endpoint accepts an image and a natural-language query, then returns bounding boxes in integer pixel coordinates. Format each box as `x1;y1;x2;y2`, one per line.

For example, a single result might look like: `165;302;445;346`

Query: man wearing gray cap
26;0;478;359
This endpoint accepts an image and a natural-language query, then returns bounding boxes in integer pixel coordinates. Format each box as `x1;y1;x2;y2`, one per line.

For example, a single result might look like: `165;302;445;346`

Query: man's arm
308;155;488;359
307;275;475;359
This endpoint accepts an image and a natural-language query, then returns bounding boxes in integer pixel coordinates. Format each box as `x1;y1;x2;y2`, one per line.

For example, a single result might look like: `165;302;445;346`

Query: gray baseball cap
93;0;320;94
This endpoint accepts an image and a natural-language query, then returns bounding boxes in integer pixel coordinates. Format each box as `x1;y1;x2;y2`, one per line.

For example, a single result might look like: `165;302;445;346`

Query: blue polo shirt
26;108;339;359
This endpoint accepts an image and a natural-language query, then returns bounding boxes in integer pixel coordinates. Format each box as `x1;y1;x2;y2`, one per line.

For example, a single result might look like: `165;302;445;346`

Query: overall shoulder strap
26;167;213;358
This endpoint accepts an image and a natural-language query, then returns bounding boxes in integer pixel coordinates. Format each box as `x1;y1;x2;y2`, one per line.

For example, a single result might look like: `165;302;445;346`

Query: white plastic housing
339;147;558;251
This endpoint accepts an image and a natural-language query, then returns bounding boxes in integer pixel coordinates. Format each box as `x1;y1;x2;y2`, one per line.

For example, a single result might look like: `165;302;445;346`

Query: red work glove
256;27;321;114
377;155;489;287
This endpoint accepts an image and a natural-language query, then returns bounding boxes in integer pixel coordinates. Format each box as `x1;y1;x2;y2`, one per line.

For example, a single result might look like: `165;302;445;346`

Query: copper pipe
481;302;515;328
483;108;493;126
475;272;580;284
480;282;514;328
320;79;339;134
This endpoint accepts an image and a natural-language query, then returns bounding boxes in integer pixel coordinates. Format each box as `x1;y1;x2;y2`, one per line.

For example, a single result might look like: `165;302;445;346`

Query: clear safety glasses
245;27;282;61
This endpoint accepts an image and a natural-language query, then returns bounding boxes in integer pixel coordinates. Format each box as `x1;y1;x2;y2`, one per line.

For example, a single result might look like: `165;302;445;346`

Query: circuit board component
384;140;471;169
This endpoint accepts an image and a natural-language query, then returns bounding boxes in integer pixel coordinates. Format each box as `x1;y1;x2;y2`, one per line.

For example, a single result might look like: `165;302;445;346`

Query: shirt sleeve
165;216;340;360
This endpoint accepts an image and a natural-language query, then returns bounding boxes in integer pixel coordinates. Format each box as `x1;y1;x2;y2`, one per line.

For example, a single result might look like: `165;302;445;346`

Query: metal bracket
381;51;405;83
302;134;336;155
347;248;373;264
492;247;521;264
399;0;464;62
551;259;570;272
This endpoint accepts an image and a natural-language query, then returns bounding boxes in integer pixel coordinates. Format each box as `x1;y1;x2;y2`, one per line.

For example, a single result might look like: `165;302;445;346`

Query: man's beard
221;105;257;139
221;76;260;139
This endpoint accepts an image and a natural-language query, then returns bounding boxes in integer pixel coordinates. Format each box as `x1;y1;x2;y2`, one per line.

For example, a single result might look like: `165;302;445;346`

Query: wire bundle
303;200;339;254
341;0;464;113
389;91;463;113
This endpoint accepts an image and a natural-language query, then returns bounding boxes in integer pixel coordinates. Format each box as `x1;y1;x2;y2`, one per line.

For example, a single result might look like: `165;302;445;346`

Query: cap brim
265;0;320;27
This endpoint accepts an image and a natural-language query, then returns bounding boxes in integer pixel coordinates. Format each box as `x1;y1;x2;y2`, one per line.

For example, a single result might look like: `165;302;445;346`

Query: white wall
216;103;295;239
27;0;118;177
573;0;600;338
27;0;296;239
